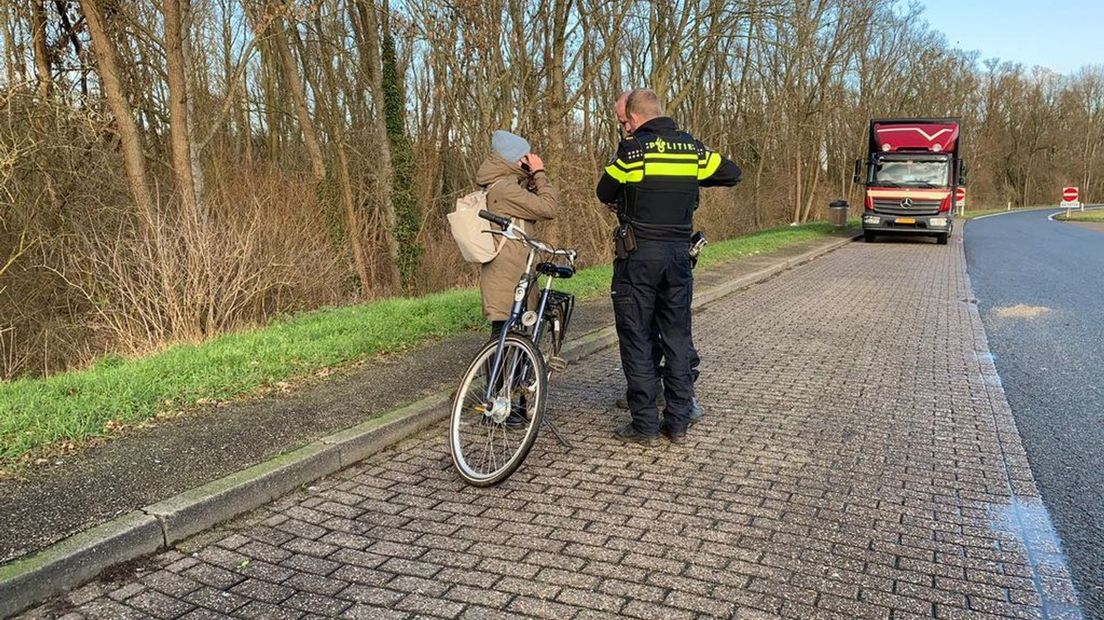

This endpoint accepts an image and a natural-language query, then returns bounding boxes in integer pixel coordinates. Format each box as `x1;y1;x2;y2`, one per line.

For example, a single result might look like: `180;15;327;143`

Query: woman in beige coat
476;130;559;334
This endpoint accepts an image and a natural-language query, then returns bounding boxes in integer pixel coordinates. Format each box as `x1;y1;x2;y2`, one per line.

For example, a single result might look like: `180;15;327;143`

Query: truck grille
872;199;941;216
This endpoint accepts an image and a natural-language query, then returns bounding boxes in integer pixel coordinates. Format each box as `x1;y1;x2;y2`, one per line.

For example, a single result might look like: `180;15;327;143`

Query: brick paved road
27;236;1084;619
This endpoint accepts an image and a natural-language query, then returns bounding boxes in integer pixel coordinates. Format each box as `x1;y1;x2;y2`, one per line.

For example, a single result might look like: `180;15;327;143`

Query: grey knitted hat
491;130;530;164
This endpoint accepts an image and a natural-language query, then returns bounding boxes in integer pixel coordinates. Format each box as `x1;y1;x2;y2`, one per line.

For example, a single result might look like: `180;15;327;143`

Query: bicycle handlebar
478;210;512;228
479;210;576;263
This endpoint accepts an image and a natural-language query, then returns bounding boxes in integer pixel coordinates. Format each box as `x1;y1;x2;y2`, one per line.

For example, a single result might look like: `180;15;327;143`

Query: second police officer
596;88;741;446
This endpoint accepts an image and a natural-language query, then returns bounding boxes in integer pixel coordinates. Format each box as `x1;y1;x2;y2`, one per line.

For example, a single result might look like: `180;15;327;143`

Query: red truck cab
854;118;966;245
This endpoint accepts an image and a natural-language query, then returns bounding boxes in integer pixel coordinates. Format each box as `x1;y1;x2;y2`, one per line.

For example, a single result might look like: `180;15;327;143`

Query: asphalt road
966;207;1104;617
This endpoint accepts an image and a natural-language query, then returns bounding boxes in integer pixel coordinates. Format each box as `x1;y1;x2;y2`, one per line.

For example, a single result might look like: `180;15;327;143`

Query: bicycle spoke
486;422;498;471
498;424;514;466
484;417;495;468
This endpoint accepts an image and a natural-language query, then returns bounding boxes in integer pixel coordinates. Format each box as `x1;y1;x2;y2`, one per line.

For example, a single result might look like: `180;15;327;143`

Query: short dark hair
625;89;664;119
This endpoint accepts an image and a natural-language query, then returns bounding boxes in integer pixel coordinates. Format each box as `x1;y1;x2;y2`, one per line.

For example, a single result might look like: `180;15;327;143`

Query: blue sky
917;0;1104;74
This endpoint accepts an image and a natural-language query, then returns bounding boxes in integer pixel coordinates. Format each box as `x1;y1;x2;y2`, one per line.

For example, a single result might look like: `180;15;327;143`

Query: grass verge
0;221;853;463
1054;208;1104;222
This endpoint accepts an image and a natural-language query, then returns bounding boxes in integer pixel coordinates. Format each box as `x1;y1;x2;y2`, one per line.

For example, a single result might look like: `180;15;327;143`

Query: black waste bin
828;199;849;227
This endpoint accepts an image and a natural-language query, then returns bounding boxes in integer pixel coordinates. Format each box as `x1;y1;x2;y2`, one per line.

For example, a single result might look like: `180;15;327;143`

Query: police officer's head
616;89;665;135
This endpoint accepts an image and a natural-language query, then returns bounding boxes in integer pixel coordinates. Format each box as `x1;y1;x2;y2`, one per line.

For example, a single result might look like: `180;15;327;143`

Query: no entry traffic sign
1062;186;1079;203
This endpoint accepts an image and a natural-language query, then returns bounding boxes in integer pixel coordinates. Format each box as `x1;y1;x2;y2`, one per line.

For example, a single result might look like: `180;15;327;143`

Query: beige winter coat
475;153;559;321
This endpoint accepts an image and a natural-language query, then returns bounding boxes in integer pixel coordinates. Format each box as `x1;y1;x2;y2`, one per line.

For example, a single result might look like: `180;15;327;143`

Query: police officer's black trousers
651;323;700;383
611;239;694;435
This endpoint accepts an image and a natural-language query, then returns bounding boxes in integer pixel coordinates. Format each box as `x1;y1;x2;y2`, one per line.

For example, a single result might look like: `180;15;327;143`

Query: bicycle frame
482;226;574;401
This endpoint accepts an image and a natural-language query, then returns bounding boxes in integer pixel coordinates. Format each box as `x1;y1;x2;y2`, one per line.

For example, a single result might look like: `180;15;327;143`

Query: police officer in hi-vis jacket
596;88;741;446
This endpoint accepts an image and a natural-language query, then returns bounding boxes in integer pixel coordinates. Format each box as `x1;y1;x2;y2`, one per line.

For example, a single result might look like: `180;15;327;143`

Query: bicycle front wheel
449;333;546;486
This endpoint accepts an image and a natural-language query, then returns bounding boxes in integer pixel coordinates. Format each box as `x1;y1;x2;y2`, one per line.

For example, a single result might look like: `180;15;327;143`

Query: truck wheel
936;233;949;245
864;232;876;243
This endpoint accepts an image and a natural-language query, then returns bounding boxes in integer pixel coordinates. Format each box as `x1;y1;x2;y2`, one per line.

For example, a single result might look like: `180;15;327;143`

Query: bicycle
448;210;578;486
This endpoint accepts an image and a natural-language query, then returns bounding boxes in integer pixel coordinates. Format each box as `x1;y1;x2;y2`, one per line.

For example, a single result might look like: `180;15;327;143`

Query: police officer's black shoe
661;425;689;445
613;422;659;447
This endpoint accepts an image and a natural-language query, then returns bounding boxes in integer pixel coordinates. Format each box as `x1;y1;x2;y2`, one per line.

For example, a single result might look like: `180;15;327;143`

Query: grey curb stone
0;511;161;618
144;441;342;546
0;233;856;618
319;391;452;469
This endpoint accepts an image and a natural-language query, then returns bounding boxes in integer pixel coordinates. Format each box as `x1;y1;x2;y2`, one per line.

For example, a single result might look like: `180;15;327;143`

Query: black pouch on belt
613;223;637;259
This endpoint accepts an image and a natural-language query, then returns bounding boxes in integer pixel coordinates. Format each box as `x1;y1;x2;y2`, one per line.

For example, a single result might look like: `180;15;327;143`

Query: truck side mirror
957;159;968;186
852;159;862;184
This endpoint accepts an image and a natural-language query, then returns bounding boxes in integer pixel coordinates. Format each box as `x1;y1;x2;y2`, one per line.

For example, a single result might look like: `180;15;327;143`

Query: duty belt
629;220;693;242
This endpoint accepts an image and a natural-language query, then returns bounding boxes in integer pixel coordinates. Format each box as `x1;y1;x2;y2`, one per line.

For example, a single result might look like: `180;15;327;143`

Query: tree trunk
379;0;420;289
31;0;51;98
317;12;372;297
268;6;326;184
55;0;88;100
79;0;156;222
258;39;281;159
800;147;822;222
240;75;253;163
162;0;202;222
752;145;766;228
1;2;20;87
180;0;206;213
351;0;402;289
792;150;803;223
546;0;569;166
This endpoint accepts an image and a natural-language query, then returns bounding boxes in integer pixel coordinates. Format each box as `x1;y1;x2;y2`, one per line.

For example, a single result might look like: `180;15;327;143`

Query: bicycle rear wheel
449;333;546;486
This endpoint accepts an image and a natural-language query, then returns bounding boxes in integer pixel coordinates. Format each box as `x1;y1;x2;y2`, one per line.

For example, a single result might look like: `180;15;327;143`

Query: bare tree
4;0;1104;379
351;0;403;289
30;0;50;98
163;0;203;221
78;0;156;223
265;1;326;184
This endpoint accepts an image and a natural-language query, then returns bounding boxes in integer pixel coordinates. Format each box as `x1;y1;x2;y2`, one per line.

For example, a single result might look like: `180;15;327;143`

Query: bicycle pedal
548;356;568;373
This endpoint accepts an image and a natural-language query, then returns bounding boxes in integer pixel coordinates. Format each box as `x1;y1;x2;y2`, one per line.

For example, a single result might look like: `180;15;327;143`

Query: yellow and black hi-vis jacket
596;117;741;241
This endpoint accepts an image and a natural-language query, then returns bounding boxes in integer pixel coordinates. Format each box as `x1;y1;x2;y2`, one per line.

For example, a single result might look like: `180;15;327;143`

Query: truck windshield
871;158;949;187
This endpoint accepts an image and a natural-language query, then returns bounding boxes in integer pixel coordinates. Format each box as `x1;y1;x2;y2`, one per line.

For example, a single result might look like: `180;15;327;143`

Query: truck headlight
929;218;948;227
864;215;880;224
